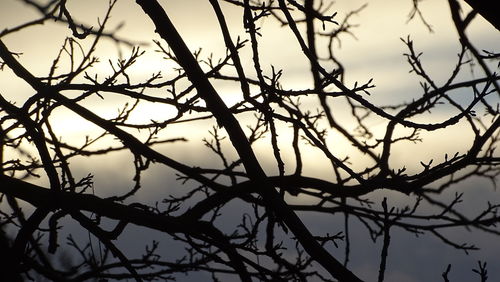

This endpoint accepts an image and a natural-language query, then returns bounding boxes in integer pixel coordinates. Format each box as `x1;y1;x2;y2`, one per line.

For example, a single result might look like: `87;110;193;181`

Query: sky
1;0;499;281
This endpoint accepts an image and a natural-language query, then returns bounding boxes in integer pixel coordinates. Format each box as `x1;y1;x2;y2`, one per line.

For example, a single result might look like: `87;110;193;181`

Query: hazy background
1;0;499;281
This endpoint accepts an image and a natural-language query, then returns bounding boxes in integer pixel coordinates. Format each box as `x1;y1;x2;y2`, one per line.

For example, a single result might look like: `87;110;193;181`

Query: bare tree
0;0;498;281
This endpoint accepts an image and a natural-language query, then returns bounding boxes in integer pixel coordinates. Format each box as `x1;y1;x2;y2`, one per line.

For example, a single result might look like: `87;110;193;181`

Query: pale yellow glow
0;0;497;182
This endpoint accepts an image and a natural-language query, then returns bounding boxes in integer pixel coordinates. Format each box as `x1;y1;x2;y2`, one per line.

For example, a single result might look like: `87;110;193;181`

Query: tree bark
463;0;500;31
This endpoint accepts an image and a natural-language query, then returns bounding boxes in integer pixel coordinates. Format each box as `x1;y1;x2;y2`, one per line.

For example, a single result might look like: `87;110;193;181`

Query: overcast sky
1;0;499;281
